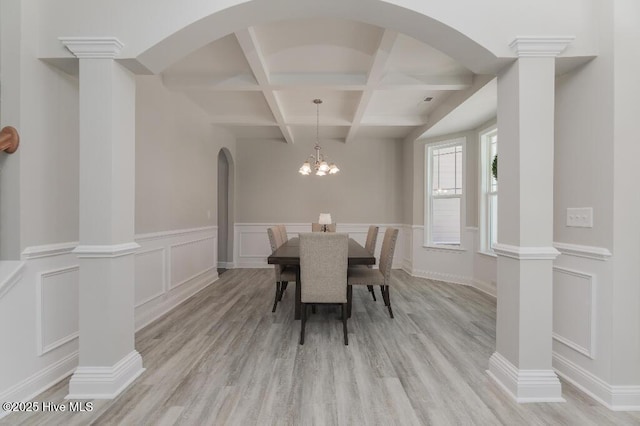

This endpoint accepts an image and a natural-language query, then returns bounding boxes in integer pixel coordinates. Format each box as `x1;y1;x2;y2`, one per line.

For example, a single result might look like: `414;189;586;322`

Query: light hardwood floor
3;269;640;425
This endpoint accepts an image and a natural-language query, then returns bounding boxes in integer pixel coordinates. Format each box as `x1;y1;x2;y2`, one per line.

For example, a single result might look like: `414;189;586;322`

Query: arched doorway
217;148;235;271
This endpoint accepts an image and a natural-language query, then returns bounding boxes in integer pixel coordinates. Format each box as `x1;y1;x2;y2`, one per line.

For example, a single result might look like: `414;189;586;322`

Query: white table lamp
318;213;332;232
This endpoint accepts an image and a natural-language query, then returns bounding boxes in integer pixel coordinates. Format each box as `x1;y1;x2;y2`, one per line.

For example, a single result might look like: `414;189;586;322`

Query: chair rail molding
0;261;25;300
21;242;78;260
493;243;560;260
553;242;612;261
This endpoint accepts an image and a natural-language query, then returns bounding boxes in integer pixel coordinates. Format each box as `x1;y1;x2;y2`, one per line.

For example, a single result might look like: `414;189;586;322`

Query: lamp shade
318;213;332;225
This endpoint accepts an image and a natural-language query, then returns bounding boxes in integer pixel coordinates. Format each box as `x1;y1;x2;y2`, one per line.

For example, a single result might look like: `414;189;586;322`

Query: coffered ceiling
161;18;493;143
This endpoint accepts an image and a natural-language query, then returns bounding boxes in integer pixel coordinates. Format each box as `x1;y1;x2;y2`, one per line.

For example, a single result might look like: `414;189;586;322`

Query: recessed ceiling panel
386;33;472;76
163;34;252;76
225;125;284;140
183;90;275;121
277;90;360;124
354;126;415;140
366;90;441;117
291;125;349;142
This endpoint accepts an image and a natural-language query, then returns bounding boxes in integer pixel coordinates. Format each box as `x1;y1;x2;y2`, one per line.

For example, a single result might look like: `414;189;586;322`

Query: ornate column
488;37;573;402
59;37;143;399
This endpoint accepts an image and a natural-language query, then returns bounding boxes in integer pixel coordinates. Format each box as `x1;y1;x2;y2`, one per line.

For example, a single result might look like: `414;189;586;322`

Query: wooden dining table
267;237;375;319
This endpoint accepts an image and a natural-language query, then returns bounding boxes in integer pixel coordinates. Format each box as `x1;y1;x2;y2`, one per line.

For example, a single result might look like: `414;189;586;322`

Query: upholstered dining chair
267;227;296;313
347;227;399;318
311;223;337;232
364;225;379;301
299;232;349;345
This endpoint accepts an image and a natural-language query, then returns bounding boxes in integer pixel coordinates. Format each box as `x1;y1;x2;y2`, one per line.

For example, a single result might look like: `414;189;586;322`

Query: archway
217;148;235;270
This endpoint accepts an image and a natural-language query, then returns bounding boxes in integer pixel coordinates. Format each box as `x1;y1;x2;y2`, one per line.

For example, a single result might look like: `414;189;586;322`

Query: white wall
236;137;403;224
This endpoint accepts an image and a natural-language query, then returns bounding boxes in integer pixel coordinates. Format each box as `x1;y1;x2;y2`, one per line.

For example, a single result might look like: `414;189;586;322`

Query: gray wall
236;137;404;224
135;76;236;234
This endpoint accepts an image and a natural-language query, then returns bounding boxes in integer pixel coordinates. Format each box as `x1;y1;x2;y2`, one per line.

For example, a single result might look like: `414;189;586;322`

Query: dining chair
347;227;399;318
299;232;349;345
364;225;379;301
267;227;296;313
311;223;337;232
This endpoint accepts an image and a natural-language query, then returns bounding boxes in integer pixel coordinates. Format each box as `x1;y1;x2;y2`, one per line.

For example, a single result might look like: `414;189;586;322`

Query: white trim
471;278;497;298
487;352;564;403
59;36;123;58
21;242;78;260
553;242;612;261
37;266;80;356
422;245;467;253
493;243;560;260
553;352;640;411
171;267;216;291
67;350;144;399
217;262;235;269
0;351;78;420
411;268;471;287
73;242;140;258
135;226;217;242
552;266;596;359
0;261;25;300
509;36;575;57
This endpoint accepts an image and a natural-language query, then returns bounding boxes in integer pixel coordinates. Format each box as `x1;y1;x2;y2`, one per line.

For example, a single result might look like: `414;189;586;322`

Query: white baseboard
0;351;78;420
488;352;564;403
67;350;144;399
217;262;235;269
471;278;496;298
411;268;472;286
553;352;640;411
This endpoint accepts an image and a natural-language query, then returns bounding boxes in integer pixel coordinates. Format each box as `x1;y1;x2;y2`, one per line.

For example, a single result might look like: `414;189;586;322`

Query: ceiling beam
235;28;295;144
345;30;398;144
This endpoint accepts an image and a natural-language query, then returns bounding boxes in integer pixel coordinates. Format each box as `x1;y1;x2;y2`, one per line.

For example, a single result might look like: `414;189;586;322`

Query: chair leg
279;282;288;301
382;285;394;318
347;286;353;318
342;303;348;345
367;285;376;301
300;303;306;345
272;282;281;313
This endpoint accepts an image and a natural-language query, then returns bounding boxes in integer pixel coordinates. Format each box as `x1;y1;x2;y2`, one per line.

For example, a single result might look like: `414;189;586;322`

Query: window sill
422;245;467;253
477;251;498;259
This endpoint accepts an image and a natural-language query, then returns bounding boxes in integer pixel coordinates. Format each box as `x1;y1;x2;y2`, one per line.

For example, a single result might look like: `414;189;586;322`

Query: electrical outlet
566;207;593;228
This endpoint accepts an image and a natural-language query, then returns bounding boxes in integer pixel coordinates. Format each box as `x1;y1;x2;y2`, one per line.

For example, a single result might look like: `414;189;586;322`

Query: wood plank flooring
3;269;640;425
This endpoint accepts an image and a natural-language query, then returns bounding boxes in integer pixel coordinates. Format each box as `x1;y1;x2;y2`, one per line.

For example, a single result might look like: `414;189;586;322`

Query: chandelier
298;99;339;176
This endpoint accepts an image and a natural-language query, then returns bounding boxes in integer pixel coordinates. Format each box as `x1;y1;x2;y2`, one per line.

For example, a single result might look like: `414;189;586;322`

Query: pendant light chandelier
298;99;340;176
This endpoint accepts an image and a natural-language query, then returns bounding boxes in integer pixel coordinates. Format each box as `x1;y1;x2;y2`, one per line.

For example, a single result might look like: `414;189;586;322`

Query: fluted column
60;37;143;399
488;37;573;402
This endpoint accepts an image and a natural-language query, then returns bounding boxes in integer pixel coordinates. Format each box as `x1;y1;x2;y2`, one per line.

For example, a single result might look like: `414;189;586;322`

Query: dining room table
267;236;376;319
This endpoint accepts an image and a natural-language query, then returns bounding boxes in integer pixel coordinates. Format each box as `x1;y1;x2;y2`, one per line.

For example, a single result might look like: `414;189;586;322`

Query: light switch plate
567;207;593;228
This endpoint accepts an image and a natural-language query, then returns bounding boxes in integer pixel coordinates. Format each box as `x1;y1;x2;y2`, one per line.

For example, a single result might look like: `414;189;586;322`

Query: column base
66;350;144;399
487;352;564;403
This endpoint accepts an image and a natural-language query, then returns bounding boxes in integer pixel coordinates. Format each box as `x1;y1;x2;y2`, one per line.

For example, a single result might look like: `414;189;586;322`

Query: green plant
492;154;498;180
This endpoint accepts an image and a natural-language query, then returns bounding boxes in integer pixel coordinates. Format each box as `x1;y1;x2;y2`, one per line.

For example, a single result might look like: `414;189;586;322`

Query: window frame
479;127;498;256
424;137;466;249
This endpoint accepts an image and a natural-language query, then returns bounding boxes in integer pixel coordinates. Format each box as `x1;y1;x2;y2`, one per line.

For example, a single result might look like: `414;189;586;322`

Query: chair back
312;223;336;232
276;224;288;243
364;225;379;255
379;228;399;284
300;233;348;303
267;227;284;281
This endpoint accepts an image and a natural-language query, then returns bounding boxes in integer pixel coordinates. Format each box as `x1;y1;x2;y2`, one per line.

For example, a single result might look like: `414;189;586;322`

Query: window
480;128;498;253
425;138;465;247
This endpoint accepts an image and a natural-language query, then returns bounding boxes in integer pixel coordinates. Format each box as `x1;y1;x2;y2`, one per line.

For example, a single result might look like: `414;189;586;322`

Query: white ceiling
161;18;493;144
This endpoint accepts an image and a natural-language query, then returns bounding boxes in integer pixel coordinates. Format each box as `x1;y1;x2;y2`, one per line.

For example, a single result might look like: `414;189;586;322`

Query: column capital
59;37;124;59
509;36;574;58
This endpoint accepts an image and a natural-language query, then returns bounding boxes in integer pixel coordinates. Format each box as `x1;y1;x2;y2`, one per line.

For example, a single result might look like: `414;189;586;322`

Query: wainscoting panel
134;248;165;308
135;227;218;331
37;266;80;356
552;266;596;358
